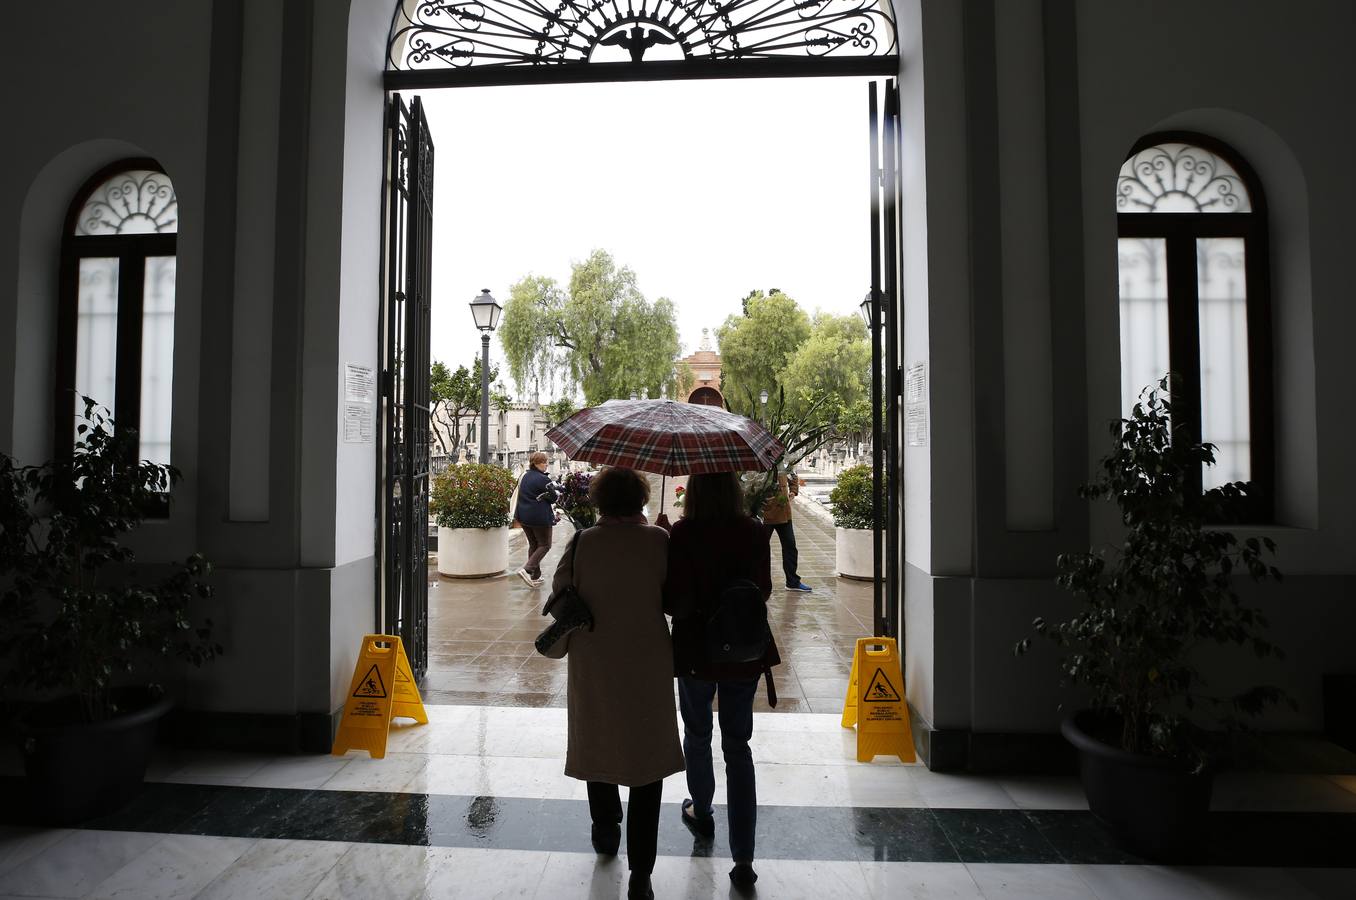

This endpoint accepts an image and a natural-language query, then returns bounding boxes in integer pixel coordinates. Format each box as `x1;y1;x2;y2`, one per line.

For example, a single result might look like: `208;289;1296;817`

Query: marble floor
3;705;1355;899
425;492;870;714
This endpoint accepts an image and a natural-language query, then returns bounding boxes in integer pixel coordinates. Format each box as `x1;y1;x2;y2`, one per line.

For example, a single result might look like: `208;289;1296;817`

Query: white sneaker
532;575;547;587
517;568;535;586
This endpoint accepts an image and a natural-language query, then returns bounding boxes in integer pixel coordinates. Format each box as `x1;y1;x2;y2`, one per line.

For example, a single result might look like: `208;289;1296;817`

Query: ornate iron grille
377;94;435;678
387;0;899;81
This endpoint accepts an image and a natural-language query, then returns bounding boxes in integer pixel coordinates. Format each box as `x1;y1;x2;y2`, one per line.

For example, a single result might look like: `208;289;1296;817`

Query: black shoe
627;873;654;900
591;823;620;856
680;798;716;839
730;863;758;890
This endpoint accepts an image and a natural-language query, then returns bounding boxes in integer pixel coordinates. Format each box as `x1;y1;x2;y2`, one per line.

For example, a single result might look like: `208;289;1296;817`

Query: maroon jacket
663;515;781;681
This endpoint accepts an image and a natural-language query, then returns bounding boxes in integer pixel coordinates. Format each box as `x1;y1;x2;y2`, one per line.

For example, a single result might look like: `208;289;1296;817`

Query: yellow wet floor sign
841;637;915;763
332;634;428;759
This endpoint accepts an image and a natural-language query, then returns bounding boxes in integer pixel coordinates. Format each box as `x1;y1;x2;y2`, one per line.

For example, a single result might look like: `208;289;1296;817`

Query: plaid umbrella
545;399;784;476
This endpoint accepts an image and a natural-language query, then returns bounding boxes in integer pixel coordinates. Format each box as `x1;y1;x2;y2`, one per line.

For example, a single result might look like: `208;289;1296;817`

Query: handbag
509;476;523;528
534;531;593;659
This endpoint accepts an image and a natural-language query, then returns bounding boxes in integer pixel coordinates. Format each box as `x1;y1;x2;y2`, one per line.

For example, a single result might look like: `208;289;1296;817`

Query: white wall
1;3;212;568
0;0;379;735
938;0;1356;743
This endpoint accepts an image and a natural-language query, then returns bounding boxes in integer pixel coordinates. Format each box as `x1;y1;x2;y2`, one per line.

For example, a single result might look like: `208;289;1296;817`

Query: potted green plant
829;463;875;580
431;462;517;577
738;388;834;519
0;398;220;825
1016;379;1290;860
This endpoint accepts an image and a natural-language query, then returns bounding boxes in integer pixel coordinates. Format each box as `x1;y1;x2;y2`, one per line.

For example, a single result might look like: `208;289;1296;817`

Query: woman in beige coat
551;466;684;900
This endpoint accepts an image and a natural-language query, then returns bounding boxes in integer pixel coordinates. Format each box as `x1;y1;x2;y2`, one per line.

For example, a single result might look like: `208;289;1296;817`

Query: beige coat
551;520;685;787
760;472;799;525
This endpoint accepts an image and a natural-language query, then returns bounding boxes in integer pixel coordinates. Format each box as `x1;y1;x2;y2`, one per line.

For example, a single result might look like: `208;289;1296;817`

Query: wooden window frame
55;158;178;461
1117;131;1275;521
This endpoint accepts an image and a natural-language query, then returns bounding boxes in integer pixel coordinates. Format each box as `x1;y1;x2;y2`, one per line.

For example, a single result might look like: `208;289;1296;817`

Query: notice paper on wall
905;363;928;447
344;363;375;444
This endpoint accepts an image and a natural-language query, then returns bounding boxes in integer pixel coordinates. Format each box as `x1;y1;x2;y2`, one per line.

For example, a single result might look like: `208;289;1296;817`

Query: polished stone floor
5;498;1353;897
425;494;869;713
3;705;1356;898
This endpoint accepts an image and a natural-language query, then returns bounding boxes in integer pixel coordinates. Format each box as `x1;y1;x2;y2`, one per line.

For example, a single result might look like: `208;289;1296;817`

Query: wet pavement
424;493;871;713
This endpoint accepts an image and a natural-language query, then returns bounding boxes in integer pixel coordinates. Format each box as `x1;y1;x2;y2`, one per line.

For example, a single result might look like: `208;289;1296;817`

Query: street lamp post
469;289;503;464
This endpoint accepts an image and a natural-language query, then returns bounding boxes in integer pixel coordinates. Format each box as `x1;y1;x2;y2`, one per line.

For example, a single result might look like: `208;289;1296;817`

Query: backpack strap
763;666;777;708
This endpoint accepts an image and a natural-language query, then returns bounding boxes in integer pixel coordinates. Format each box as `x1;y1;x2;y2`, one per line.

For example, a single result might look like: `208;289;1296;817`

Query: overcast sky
420;76;872;402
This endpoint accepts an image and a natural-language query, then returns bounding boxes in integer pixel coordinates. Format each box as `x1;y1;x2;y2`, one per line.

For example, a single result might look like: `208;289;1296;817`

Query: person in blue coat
515;451;557;585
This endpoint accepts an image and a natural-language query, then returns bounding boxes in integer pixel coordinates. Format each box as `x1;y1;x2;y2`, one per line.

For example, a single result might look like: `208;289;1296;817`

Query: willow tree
499;250;682;406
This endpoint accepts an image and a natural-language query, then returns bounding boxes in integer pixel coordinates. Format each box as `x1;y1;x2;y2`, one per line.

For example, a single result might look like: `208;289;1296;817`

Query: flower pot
1062;710;1213;861
17;687;172;825
835;526;875;580
437;525;509;577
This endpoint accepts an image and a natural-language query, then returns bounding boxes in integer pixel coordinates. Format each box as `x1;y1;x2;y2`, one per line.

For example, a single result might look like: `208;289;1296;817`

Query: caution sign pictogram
840;637;915;763
353;665;387;699
863;668;901;702
332;634;428;759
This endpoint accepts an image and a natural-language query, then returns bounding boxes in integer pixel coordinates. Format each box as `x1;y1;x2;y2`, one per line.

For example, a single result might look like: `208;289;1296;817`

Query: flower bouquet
554;471;596;530
673;484;686;509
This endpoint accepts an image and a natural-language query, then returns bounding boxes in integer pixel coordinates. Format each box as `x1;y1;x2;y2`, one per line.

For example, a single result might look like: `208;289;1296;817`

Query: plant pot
437;525;509;577
17;687;172;826
1062;710;1213;861
835;526;875;580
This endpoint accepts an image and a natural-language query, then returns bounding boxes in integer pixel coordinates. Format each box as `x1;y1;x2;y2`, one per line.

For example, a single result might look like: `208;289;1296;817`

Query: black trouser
587;779;663;874
767;520;800;585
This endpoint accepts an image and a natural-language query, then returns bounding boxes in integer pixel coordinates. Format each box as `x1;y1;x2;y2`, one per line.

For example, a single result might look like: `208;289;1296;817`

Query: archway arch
373;0;906;672
687;385;724;407
386;0;901;87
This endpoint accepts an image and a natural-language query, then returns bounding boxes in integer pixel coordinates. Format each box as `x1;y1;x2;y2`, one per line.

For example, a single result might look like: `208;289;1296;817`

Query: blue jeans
678;675;759;864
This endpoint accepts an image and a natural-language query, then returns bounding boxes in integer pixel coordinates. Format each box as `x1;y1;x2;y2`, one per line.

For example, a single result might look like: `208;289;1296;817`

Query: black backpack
703;577;770;664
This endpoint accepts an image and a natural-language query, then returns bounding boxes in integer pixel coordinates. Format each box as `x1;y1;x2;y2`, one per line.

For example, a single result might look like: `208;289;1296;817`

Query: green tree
779;312;871;422
834;397;873;455
499;249;682;406
716;290;810;416
673;360;696;401
541;398;578;427
430;357;505;457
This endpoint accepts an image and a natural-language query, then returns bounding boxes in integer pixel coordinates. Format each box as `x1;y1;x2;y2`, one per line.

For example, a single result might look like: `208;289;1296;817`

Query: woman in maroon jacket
663;472;780;891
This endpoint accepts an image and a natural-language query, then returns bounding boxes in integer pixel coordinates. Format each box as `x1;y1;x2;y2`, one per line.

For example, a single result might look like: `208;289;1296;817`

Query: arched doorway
378;0;904;676
687;386;724;407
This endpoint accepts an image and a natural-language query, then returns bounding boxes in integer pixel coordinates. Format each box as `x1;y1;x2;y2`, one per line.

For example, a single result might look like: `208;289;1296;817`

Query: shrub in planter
431;462;517;530
431;463;516;576
1016;378;1290;860
0;398;220;824
828;464;873;530
829;464;875;579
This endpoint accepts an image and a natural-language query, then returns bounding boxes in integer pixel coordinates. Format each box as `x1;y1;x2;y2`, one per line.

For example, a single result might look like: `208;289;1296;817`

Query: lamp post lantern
859;289;874;328
469;289;502;464
759;388;769;423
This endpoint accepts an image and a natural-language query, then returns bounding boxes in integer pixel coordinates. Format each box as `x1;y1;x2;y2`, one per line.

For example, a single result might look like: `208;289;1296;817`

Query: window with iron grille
57;159;178;467
1116;133;1273;514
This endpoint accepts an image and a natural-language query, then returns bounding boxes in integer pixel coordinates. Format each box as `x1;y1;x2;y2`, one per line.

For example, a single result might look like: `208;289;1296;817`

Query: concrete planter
437;526;509;578
836;526;875;580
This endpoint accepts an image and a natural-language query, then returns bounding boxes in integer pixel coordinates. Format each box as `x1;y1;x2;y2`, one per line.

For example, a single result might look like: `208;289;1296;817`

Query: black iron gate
867;78;903;639
376;93;434;677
